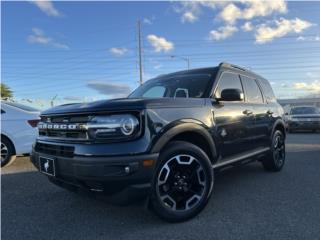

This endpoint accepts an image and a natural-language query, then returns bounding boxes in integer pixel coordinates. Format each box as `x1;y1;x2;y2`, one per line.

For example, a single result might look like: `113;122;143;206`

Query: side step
212;147;270;169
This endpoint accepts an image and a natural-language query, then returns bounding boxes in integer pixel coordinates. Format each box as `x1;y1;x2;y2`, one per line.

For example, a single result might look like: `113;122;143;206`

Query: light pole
170;55;190;70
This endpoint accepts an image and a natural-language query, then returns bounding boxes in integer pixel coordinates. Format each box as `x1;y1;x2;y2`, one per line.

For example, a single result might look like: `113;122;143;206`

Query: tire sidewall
150;141;214;222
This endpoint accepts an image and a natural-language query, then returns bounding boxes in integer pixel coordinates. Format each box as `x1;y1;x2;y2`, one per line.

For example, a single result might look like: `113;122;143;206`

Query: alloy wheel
156;154;207;212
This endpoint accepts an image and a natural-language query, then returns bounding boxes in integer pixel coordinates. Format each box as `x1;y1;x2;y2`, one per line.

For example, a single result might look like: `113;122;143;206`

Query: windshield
129;73;214;99
3;101;39;112
291;107;319;115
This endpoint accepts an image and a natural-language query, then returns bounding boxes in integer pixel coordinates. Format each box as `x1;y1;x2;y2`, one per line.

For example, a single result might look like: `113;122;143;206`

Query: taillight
28;119;40;128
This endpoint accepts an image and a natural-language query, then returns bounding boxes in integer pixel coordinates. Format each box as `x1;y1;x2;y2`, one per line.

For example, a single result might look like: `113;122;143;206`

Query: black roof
155;62;266;80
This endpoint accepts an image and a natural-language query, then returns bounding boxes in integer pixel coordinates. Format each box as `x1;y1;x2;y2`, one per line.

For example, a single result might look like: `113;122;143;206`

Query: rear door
212;72;255;159
240;75;271;149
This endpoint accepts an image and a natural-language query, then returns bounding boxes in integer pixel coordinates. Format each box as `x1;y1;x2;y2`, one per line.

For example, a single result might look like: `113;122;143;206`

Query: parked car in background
285;106;320;133
1;101;40;167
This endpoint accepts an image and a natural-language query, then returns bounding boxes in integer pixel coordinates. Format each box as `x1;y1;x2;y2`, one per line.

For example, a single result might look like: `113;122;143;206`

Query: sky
1;0;320;109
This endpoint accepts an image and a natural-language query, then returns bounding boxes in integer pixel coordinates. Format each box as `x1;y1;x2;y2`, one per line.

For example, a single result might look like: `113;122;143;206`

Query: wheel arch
272;119;286;139
151;122;217;163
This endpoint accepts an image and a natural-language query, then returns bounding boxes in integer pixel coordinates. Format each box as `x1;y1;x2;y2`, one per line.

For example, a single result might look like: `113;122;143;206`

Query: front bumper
31;148;158;201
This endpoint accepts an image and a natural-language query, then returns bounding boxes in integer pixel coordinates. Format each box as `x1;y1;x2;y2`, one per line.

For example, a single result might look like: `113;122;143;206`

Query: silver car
286;106;320;133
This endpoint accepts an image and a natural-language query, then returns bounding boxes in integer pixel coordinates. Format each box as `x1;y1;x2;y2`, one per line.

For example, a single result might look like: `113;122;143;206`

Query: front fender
150;120;217;159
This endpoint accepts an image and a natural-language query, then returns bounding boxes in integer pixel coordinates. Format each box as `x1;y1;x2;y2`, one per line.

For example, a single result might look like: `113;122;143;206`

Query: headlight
87;114;140;140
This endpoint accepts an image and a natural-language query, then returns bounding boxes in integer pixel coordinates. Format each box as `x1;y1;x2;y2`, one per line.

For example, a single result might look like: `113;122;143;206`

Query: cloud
29;0;61;17
143;17;155;25
297;35;320;42
87;81;131;97
219;0;287;24
109;47;128;56
297;36;306;41
293;80;320;93
182;11;198;23
241;21;254;32
255;18;313;44
174;1;223;23
147;35;174;52
27;28;69;49
209;25;238;41
219;3;242;25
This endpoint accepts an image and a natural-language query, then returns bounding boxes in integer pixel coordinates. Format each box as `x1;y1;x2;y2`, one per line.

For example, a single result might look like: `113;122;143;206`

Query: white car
1;101;40;167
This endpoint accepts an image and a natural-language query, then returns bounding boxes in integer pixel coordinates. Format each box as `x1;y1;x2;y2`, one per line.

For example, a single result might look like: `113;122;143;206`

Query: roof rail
219;62;247;72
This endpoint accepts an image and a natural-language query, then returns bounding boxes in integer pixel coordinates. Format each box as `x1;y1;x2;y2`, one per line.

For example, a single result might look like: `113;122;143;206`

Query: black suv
31;62;286;222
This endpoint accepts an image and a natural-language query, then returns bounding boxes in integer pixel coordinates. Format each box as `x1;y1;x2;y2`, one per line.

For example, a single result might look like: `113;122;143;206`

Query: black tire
1;137;15;167
262;130;286;172
150;141;214;222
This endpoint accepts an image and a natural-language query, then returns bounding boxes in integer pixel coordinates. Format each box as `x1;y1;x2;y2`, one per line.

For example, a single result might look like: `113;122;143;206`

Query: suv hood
41;98;205;115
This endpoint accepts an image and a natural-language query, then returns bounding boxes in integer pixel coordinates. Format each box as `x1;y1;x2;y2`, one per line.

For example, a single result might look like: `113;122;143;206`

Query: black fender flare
150;122;217;160
271;118;286;139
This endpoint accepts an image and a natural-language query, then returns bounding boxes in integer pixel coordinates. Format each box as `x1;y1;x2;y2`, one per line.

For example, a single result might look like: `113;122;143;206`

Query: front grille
41;115;90;123
39;114;90;140
39;130;88;139
35;142;75;157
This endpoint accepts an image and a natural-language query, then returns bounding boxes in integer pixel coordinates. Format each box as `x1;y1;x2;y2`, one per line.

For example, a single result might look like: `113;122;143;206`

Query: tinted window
215;72;243;99
241;76;263;103
142;86;166;98
291;107;319;115
259;78;276;102
4;102;39;112
129;73;214;98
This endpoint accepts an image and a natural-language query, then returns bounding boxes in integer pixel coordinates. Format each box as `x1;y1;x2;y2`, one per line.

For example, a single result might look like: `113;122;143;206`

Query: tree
1;83;13;99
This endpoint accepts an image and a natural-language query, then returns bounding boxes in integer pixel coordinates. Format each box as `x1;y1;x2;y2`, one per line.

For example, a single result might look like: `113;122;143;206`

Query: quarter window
241;76;264;103
215;72;243;100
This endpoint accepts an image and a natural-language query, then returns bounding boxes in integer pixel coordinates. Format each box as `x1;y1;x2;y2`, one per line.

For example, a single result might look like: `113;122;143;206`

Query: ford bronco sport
31;62;286;222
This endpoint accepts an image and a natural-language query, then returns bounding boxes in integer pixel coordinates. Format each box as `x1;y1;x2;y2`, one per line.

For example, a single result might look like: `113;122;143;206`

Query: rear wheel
150;141;214;222
262;130;286;172
1;137;15;167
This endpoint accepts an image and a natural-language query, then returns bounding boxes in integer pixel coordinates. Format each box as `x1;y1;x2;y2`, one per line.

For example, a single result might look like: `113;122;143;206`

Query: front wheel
150;141;214;222
262;130;286;172
1;137;15;167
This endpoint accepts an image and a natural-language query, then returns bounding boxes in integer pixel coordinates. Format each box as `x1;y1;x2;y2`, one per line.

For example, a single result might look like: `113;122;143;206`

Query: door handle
266;110;273;115
243;109;253;115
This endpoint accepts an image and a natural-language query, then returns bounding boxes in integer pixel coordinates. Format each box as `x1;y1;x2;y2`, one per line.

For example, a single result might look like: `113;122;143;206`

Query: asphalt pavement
1;133;320;240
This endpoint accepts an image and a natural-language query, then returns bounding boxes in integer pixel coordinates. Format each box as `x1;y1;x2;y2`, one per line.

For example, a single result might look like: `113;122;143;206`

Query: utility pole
138;20;143;85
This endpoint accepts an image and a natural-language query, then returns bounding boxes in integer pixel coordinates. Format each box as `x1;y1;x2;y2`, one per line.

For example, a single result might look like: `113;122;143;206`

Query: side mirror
285;113;289;115
219;88;244;101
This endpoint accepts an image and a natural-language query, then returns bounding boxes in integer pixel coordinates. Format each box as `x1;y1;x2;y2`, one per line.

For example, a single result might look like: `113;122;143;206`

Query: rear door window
241;76;264;103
